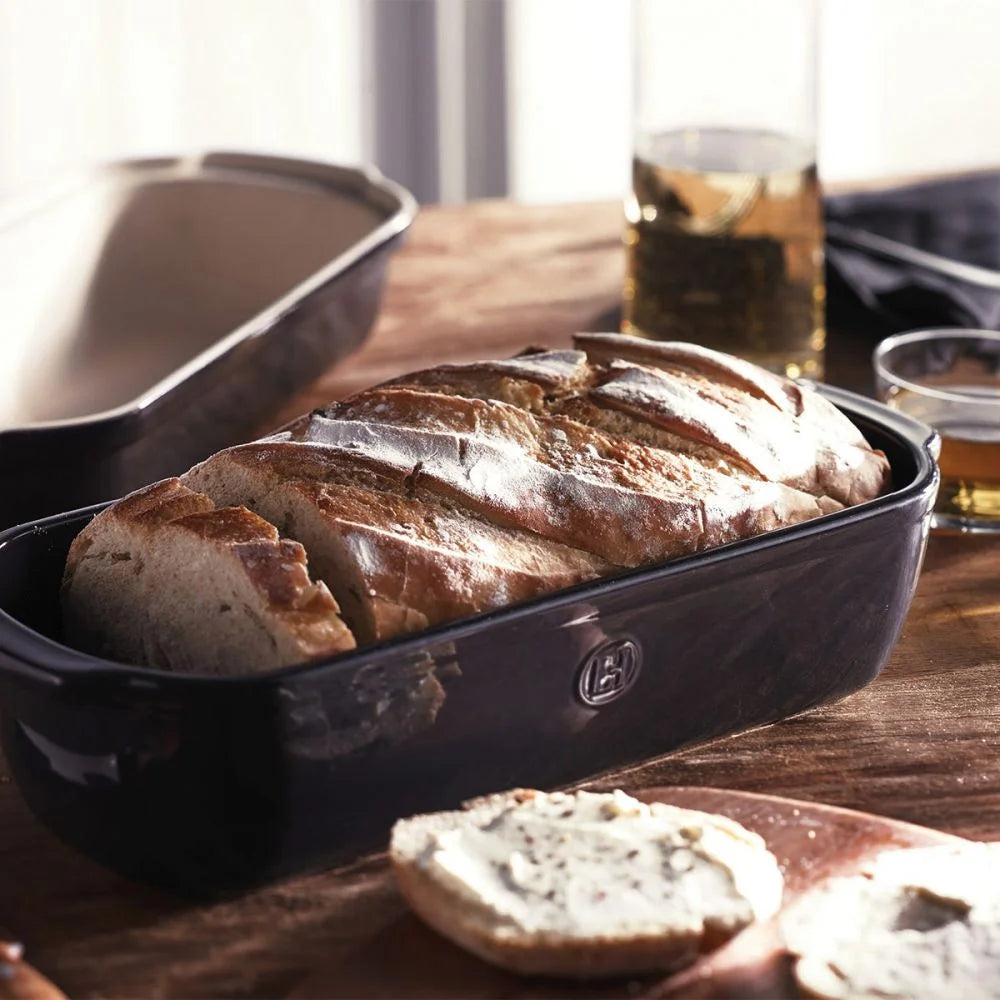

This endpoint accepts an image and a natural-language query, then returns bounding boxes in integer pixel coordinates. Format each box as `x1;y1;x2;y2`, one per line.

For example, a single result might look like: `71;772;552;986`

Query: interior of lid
0;164;383;428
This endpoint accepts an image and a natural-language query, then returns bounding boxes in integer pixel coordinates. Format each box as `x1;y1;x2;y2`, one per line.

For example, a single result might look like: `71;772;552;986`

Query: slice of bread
61;479;355;674
183;441;610;644
782;842;1000;1000
389;788;783;978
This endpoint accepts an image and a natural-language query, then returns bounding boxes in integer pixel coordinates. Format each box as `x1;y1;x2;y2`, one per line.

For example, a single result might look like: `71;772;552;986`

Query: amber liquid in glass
888;388;1000;524
623;127;825;379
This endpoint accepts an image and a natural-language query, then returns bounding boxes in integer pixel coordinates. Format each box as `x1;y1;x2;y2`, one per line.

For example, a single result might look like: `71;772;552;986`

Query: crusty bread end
61;479;355;674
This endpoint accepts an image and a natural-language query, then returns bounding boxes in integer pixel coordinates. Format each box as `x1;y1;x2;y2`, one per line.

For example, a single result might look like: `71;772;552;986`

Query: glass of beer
624;0;824;380
875;329;1000;534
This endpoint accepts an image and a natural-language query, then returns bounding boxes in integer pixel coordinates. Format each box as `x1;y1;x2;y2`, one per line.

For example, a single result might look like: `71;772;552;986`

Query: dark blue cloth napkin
825;171;1000;334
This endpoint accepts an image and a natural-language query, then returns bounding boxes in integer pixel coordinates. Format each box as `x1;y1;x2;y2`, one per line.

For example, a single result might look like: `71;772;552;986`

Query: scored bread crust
296;386;841;567
389;790;783;979
385;333;891;509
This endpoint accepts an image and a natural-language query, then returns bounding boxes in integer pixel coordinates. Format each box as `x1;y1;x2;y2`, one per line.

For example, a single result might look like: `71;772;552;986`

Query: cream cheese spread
416;789;783;940
783;843;1000;1000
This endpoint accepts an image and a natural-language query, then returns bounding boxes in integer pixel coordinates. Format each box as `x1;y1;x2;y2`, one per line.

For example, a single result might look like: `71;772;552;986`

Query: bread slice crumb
61;478;355;674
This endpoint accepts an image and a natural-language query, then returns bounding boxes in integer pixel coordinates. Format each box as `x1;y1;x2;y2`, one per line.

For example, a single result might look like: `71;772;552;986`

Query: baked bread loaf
389;787;783;978
781;842;1000;999
61;335;891;672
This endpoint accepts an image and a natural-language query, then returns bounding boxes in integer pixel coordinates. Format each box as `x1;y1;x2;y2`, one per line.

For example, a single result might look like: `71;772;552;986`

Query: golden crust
385;335;891;511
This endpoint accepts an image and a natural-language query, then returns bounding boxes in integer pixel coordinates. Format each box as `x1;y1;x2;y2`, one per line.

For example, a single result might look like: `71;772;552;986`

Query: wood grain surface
0;199;997;999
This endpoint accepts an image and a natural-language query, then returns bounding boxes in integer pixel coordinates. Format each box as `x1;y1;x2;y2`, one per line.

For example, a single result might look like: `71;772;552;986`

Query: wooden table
2;201;999;999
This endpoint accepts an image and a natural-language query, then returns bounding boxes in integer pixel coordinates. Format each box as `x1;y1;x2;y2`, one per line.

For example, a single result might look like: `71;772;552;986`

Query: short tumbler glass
874;329;1000;534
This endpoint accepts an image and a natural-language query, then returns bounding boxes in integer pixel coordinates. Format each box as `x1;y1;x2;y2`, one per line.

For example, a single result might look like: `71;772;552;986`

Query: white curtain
1;0;999;207
505;0;1000;199
0;0;365;201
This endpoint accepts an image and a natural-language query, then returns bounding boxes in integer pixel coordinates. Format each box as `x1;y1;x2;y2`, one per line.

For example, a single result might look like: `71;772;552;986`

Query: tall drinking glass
624;0;824;380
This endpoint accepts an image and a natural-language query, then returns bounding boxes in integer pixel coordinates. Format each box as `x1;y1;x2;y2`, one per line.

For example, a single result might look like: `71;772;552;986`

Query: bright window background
0;0;998;205
507;0;1000;200
0;0;365;200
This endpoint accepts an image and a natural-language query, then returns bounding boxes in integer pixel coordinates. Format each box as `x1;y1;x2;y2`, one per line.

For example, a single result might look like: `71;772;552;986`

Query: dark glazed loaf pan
0;152;416;528
0;386;938;897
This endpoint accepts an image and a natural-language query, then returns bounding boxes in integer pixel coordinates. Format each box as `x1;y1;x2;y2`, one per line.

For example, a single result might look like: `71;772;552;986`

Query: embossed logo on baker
577;639;641;707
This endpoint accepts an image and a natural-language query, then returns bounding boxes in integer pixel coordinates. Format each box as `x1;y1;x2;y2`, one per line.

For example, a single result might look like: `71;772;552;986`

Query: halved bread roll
389;788;783;978
782;842;1000;1000
60;479;355;674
